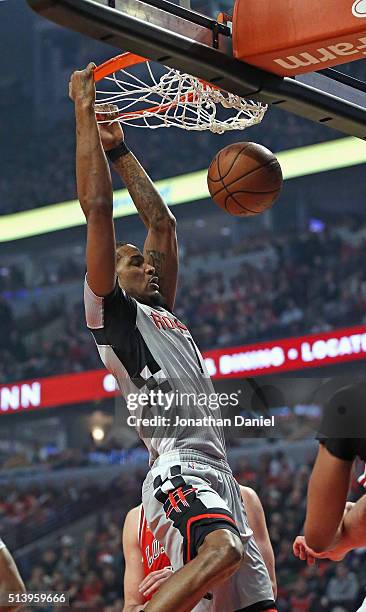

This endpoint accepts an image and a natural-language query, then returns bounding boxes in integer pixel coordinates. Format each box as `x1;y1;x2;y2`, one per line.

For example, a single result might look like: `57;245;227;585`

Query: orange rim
93;52;148;82
94;52;221;120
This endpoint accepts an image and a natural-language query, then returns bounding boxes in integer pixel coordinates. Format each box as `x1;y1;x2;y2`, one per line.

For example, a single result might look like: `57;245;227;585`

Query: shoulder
325;382;366;420
84;275;136;308
124;505;141;530
318;437;363;462
84;275;137;331
319;382;366;459
123;505;141;549
240;485;260;506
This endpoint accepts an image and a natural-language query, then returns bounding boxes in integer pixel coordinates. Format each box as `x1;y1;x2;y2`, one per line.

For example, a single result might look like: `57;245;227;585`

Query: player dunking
69;63;276;612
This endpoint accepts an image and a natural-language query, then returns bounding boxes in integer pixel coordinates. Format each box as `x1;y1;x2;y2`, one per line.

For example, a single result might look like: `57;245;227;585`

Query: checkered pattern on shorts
134;364;172;394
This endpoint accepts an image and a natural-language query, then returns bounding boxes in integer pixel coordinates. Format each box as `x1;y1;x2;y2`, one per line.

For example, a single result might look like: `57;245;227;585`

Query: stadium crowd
1;469;142;551
1;111;336;217
179;221;366;349
16;510;124;612
2;449;365;611
1;220;366;384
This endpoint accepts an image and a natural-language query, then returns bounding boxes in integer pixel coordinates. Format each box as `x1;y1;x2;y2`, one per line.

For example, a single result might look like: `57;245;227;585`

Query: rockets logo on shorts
153;468;198;519
164;486;198;519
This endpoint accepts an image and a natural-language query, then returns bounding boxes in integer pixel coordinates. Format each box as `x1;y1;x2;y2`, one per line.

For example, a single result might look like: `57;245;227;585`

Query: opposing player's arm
294;497;366;563
97;104;178;310
122;507;146;612
0;545;26;612
70;66;116;298
240;486;277;599
311;497;366;561
328;495;366;556
304;444;352;553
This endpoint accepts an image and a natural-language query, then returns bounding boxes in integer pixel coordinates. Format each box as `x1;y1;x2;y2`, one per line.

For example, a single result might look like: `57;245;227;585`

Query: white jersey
0;538;6;551
84;278;226;464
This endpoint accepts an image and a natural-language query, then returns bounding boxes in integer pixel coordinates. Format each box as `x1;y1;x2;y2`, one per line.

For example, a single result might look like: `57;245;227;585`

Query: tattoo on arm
113;154;170;228
146;250;165;281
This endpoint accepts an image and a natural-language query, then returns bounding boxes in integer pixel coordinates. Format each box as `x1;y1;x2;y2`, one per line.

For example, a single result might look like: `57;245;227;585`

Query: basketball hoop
93;53;267;134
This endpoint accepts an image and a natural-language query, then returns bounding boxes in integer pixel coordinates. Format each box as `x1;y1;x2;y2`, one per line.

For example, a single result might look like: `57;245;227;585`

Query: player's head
116;242;164;306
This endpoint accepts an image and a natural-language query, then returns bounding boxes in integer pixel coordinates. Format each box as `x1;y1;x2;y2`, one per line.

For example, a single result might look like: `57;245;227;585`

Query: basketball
207;142;283;216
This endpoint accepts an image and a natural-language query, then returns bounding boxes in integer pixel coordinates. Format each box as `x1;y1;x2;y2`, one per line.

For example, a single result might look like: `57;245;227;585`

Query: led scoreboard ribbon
1;325;366;414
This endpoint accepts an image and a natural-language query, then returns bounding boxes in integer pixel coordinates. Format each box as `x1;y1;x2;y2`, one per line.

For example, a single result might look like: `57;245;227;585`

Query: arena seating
1;220;366;383
3;448;365;611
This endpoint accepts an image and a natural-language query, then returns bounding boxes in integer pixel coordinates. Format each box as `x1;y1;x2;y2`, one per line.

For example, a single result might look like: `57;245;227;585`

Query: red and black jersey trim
153;465;241;564
185;510;239;562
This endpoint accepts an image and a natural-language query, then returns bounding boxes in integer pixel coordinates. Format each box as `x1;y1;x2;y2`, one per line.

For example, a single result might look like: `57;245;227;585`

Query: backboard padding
27;0;366;139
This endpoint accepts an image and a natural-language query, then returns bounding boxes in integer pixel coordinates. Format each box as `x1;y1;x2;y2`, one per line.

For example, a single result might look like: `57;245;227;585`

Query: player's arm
240;486;277;599
69;66;116;298
0;545;26;612
294;497;366;563
335;495;366;553
317;496;366;560
293;505;354;566
122;507;146;612
304;444;353;553
97;104;178;310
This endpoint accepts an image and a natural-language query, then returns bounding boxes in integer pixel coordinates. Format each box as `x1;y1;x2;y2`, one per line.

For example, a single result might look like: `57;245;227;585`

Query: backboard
27;0;366;139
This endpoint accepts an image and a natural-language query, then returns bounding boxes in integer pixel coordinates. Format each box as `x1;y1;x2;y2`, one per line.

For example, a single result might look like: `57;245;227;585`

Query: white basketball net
95;61;267;134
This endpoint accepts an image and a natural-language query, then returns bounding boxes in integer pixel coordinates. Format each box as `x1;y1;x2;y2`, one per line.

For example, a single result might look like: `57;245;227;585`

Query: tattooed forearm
146;250;166;282
112;153;174;229
112;149;178;309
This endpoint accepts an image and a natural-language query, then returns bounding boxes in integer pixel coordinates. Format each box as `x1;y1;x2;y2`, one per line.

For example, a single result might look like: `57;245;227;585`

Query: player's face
116;244;162;305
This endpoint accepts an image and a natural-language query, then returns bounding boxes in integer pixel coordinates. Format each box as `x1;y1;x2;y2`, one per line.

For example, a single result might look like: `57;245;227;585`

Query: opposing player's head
116;242;164;306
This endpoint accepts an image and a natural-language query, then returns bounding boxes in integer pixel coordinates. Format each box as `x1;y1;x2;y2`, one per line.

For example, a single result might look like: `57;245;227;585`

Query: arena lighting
0;137;365;243
91;426;105;442
1;325;366;414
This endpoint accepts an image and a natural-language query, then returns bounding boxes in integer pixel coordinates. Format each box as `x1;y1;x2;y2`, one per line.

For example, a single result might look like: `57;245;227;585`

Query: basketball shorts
142;450;275;612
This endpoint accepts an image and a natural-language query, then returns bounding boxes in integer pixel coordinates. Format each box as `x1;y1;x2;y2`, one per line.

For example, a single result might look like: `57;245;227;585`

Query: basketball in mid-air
207;142;283;216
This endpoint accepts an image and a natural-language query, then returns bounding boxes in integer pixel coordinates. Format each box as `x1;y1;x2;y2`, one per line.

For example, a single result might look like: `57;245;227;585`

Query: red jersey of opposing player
138;505;172;599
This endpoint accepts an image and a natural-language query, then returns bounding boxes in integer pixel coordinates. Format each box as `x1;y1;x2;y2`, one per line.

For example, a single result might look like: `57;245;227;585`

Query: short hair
116;241;128;261
116;240;128;250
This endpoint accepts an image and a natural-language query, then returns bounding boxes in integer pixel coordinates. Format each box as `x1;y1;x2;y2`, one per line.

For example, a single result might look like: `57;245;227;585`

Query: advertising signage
1;325;366;414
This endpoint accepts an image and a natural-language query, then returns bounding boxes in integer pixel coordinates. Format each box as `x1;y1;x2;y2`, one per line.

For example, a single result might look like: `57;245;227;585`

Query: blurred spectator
326;564;360;607
290;577;314;612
